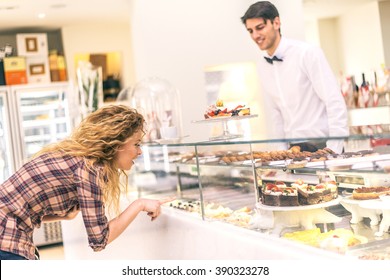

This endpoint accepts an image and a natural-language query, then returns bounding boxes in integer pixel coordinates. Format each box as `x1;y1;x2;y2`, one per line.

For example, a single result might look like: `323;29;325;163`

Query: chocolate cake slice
262;183;282;206
298;185;324;205
280;184;299;206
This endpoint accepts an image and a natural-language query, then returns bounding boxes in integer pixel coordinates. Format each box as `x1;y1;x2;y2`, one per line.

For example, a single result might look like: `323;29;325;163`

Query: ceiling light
37;13;46;19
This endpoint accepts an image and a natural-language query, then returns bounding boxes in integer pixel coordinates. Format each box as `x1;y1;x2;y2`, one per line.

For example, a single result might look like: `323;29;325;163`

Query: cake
276;181;299;206
283;228;363;252
262;183;282;206
325;180;339;199
204;203;233;219
352;186;390;200
315;183;333;202
262;181;299;206
204;99;250;119
261;179;338;206
297;183;332;205
280;187;299;206
291;178;307;189
225;206;253;227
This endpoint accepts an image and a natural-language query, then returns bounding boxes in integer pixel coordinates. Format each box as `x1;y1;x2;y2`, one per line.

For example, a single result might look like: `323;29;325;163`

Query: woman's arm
106;197;173;244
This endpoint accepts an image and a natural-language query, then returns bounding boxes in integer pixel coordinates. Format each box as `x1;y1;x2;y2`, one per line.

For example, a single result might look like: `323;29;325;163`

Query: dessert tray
256;196;342;212
192;114;258;141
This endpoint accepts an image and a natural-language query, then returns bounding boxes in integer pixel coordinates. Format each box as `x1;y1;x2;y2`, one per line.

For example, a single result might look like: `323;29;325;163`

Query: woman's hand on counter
107;196;175;244
140;197;176;221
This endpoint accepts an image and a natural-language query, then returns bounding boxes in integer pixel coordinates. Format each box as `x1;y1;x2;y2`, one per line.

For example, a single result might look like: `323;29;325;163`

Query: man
241;1;348;153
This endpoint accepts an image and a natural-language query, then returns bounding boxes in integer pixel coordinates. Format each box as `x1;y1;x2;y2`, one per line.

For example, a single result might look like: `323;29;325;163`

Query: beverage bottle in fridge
371;71;379;107
351;76;359;108
358;73;370;108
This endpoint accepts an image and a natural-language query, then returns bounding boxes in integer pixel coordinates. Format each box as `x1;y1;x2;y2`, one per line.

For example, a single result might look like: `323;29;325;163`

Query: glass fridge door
12;83;72;164
0;90;15;183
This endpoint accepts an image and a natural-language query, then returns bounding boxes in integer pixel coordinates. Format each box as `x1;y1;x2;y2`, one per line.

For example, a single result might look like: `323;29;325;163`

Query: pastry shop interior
1;0;390;260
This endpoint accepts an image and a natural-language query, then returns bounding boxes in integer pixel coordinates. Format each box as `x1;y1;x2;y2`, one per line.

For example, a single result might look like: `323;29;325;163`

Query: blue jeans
0;249;27;260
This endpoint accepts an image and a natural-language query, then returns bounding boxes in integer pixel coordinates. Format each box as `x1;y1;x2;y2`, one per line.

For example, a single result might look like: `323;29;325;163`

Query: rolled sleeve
75;163;109;251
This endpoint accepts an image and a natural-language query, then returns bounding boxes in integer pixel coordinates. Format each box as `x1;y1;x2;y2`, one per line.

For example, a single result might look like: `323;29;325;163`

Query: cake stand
192;114;258;141
254;197;342;234
340;196;382;226
358;200;390;237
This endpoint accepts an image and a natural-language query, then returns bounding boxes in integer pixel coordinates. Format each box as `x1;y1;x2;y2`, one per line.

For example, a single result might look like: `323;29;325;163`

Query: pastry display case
131;133;390;259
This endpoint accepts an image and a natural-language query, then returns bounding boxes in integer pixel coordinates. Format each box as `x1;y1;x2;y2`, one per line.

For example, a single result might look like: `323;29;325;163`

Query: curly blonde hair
35;104;145;214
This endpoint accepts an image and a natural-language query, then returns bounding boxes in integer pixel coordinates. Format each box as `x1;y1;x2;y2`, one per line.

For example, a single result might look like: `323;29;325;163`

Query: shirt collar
265;36;287;60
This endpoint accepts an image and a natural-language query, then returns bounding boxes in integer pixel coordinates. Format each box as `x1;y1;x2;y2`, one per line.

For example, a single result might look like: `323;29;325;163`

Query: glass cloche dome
117;77;183;143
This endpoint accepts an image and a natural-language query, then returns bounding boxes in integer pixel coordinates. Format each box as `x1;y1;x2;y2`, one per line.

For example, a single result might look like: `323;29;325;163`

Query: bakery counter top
61;198;346;260
60;189;390;260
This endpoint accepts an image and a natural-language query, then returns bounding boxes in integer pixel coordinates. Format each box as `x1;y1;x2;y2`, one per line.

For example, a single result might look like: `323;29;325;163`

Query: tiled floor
39;244;65;260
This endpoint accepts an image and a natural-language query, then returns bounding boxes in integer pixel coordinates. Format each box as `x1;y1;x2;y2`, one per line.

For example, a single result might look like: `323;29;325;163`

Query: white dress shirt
258;37;349;153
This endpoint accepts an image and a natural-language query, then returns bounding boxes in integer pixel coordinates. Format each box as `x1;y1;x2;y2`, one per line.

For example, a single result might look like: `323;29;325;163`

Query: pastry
204;100;251;118
352;186;390;200
262;183;282;206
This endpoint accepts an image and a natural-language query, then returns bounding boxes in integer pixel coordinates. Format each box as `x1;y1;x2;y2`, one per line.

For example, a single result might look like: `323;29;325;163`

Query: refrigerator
1;81;78;247
0;88;15;183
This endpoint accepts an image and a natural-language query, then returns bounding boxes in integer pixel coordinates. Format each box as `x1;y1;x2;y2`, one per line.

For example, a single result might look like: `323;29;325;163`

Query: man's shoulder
284;37;317;50
284;37;323;58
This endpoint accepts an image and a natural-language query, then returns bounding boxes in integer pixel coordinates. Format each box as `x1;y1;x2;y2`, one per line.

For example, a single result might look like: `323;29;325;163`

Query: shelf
24;133;68;143
348;106;390;126
22;117;67;128
20;102;64;113
140;152;390;175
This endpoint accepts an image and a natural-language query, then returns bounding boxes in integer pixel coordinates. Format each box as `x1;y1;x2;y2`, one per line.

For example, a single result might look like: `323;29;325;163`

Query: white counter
61;204;344;260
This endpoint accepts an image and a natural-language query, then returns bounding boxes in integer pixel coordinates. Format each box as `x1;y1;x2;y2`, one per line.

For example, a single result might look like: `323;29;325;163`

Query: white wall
379;0;390;66
304;20;320;46
305;1;389;84
305;1;388;86
61;23;135;89
337;1;384;85
318;18;342;77
130;0;304;141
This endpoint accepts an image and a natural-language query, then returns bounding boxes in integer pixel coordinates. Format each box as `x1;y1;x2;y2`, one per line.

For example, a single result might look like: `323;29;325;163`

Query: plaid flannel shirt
0;153;109;260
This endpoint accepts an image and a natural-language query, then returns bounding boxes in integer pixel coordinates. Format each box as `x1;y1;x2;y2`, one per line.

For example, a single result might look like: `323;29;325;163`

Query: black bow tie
264;56;283;64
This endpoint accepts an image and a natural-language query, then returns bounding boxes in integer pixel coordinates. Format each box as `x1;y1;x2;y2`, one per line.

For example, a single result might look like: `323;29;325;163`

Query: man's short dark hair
241;1;279;24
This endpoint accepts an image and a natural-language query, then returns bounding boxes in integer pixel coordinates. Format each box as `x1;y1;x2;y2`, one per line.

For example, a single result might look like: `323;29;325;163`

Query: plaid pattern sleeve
0;153;109;259
74;161;109;251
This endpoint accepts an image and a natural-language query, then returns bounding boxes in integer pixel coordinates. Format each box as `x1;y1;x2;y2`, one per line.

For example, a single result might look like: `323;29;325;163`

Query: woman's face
114;130;143;170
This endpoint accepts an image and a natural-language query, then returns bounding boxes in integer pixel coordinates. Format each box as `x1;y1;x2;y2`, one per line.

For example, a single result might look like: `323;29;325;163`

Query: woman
0;105;171;260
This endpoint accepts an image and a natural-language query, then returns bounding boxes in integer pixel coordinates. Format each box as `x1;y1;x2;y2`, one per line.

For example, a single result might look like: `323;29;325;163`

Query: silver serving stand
192;114;258;141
